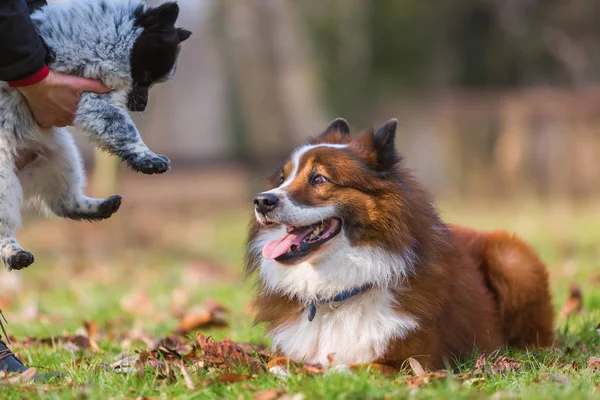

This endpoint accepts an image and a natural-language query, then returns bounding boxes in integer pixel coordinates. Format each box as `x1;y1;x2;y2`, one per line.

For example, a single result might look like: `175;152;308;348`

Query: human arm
0;0;110;128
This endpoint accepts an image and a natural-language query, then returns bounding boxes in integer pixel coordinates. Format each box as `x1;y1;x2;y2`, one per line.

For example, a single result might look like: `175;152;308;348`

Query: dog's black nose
254;193;279;214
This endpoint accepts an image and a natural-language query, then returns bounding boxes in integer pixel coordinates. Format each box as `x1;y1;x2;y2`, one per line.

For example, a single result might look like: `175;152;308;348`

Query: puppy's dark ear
155;2;179;25
322;117;350;137
373;118;399;171
137;2;179;28
177;28;192;42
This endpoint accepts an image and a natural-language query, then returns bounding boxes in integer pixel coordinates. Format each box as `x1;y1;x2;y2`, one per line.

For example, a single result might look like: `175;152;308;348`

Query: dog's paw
96;195;123;219
129;154;170;174
4;250;34;271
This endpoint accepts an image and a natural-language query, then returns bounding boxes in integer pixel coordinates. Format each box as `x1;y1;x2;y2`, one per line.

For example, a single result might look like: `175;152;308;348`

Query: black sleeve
0;0;47;82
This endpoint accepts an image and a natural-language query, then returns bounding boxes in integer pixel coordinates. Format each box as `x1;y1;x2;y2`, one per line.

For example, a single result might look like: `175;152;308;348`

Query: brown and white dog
246;118;554;369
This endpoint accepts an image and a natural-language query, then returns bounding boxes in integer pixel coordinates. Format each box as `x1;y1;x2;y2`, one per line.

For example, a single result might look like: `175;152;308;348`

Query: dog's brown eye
278;175;285;185
310;174;328;185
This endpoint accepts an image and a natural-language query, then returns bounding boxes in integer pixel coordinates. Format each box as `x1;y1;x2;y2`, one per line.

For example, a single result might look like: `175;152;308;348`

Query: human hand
17;70;111;128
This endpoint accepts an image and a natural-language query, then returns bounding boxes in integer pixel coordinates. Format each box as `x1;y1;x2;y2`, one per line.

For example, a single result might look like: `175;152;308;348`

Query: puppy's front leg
75;93;170;174
0;155;33;271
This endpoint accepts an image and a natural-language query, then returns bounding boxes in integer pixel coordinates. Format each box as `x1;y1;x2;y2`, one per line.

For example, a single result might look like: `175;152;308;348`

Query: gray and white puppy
0;0;191;271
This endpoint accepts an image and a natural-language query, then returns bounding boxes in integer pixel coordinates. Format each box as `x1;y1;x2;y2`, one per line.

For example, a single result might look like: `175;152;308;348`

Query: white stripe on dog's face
277;143;348;190
254;143;348;227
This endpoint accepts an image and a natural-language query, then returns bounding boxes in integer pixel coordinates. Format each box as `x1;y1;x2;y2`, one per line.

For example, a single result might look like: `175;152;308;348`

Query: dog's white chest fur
272;289;418;365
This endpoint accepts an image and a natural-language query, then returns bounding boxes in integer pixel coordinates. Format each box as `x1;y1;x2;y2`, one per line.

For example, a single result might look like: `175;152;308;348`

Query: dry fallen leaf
0;368;37;386
89;338;102;353
492;356;521;374
408;357;425;376
265;356;327;376
267;357;292;378
175;300;228;334
299;363;325;375
147;357;175;381
402;357;449;388
587;357;600;370
468;354;519;376
111;355;141;374
134;351;150;378
474;353;486;371
195;334;265;373
153;335;194;357
20;334;94;352
405;370;448;388
236;342;272;362
83;321;98;339
453;353;520;387
254;389;287;400
560;285;583;318
267;357;293;369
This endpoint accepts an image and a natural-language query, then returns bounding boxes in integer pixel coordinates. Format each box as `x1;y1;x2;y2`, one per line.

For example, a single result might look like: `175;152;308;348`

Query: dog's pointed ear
373;118;399;171
322;117;350;137
177;28;192;42
154;2;179;25
137;2;179;28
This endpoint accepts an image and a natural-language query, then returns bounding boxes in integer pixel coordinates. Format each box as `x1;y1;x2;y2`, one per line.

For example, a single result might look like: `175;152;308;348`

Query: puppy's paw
129;154;170;174
58;195;123;222
96;195;123;219
4;250;34;271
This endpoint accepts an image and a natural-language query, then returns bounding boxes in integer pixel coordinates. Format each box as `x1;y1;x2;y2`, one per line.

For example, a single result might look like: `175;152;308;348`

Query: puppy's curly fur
0;0;190;271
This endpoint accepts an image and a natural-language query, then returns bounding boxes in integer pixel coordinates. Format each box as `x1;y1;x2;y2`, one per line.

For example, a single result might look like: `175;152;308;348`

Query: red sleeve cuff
7;65;50;88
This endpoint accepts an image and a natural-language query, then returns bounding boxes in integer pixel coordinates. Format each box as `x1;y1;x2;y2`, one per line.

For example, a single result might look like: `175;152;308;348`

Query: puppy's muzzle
254;192;279;215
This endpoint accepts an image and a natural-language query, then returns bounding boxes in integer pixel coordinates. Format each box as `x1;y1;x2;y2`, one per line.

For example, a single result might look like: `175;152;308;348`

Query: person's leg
0;312;26;373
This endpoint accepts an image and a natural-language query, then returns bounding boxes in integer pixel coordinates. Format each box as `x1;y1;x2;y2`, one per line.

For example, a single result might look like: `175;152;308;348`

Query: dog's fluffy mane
32;0;144;89
245;122;453;304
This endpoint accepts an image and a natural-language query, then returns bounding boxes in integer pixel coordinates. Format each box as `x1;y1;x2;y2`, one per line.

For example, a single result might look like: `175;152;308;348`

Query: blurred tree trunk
92;149;119;197
494;101;528;197
336;0;372;125
299;0;372;125
219;0;325;181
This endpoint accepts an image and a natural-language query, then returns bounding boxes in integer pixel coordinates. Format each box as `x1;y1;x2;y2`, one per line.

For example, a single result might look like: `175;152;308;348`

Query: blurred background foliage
82;0;600;203
4;4;599;391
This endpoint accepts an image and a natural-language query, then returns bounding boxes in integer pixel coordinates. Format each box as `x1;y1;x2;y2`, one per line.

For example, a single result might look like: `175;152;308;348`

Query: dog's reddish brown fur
247;119;554;369
377;226;553;368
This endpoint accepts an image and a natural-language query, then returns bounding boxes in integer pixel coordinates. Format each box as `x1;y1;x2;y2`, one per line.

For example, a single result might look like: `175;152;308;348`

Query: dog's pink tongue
262;227;312;260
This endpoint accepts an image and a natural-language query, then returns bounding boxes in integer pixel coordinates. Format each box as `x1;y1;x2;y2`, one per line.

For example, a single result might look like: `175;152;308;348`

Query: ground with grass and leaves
1;179;600;399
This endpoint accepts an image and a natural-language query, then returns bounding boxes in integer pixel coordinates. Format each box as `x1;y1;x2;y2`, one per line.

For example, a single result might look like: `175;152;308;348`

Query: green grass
3;201;600;399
